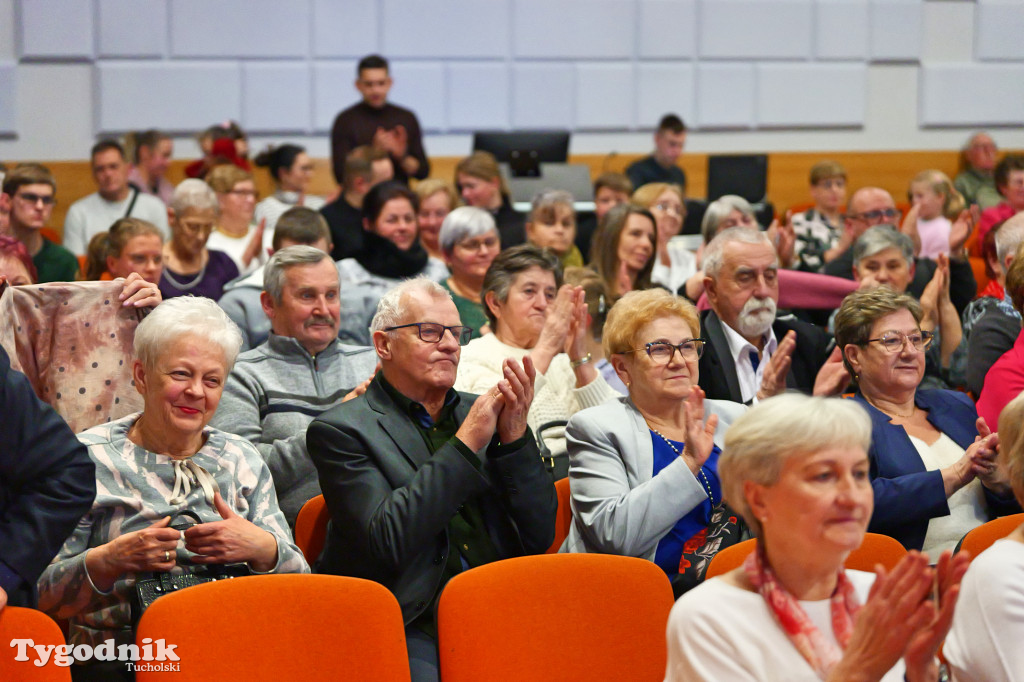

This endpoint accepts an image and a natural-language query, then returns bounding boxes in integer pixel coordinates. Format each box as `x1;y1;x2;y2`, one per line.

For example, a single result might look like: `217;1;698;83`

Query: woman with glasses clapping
560;288;747;595
835;286;1020;555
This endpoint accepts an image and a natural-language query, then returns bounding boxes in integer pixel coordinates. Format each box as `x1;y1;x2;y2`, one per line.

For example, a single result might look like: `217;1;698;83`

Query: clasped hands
458;356;537;452
86;492;278;591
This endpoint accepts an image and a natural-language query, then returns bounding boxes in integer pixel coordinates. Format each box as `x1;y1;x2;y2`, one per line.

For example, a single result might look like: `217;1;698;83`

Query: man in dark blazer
0;346;95;611
698;227;848;405
307;279;556;682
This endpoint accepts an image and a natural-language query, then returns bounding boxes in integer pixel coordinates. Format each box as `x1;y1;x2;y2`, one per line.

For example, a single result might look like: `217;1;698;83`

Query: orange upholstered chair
957;513;1024;557
135;574;410;681
545;477;572;554
706;533;908;579
0;607;70;681
294;494;329;564
437;554;674;682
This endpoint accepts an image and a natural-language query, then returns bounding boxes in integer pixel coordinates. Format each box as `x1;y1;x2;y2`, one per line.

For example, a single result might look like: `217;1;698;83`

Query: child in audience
83;217;163;283
525;189;583;268
909;170;966;260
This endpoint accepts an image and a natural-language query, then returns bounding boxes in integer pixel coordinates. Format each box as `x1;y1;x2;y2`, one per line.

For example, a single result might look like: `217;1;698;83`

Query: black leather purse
130;510;252;626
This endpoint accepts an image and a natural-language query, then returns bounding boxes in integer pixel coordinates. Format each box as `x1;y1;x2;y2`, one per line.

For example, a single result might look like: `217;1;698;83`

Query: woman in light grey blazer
561;288;746;592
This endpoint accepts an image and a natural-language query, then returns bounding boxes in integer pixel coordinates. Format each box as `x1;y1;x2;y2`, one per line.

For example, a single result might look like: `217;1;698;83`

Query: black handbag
130;510;252;626
670;501;749;598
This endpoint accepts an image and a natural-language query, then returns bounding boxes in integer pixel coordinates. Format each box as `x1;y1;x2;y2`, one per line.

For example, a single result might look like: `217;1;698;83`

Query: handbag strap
168;509;203;531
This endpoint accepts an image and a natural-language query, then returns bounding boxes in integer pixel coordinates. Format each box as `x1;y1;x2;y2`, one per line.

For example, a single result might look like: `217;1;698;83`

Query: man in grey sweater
212;246;378;525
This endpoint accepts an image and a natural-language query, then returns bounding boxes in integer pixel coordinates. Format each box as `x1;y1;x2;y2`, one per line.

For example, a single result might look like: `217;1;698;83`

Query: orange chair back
40;228;62;245
845;532;907;571
958;513;1024;557
0;607;70;681
705;538;756;579
135;574;410;681
438;554;674;682
545;477;572;554
294;494;329;564
706;533;908;579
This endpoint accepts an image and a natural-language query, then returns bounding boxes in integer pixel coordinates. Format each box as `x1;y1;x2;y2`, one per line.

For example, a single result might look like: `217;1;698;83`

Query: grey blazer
559;396;746;560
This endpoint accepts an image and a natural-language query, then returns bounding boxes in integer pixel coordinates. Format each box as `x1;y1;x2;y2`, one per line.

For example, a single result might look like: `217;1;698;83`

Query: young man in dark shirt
626;113;688;192
321;145;394;261
330;54;430;186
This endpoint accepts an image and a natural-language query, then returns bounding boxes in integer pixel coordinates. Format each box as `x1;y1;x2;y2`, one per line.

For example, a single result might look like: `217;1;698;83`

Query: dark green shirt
377;374;500;636
33;237;79;284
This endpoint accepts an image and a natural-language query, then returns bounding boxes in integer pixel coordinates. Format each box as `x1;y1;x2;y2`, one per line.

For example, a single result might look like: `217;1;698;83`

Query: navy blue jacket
0;346;95;606
854;389;1019;551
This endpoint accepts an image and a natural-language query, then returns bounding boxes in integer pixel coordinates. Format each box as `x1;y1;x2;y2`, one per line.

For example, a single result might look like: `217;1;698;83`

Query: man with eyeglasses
308;278;556;682
699;227;848;405
0;163;78;283
212;245;378;525
826;187;976;316
62;139;170;256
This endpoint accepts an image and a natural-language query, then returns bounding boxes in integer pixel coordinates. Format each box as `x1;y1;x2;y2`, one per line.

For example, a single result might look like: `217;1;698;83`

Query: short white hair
370;278;452;334
996;213;1024;270
134;296;243;371
701;194;755;244
719;394;873;538
171;178;219;216
439;206;497;254
702;226;775;280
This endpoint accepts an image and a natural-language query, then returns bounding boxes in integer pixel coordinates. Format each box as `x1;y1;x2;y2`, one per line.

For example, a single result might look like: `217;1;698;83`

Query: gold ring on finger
164;550;171;562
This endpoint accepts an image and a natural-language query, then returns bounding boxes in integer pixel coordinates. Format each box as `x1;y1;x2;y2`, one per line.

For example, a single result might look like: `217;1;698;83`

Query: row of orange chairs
6;511;1021;681
0;553;674;682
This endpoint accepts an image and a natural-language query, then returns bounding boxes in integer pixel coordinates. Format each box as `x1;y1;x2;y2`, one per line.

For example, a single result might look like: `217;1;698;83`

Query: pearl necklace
651;428;717;506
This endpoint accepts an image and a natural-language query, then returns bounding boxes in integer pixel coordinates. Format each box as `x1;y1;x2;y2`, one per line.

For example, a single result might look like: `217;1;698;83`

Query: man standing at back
626;114;688;191
331;55;429;187
63;140;170;255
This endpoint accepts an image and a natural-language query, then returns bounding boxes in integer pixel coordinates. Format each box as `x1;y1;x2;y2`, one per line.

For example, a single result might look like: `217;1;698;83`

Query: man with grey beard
212;246;378;525
698;227;848;405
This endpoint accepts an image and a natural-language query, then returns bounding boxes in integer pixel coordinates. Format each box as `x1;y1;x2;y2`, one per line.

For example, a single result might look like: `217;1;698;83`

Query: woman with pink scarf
665;394;968;682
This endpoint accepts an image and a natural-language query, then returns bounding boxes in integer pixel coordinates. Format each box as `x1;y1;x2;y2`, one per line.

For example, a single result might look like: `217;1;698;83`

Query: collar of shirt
720;319;778;404
376;372;460;429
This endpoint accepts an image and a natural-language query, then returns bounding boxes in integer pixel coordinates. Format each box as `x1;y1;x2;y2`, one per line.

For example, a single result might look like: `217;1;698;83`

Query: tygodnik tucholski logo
10;637;181;670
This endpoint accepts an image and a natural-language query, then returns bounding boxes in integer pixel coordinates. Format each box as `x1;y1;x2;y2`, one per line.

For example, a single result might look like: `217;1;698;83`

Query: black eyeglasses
846;208;901;224
15;192;55;206
864;330;933;353
622;339;705;364
384;322;473;346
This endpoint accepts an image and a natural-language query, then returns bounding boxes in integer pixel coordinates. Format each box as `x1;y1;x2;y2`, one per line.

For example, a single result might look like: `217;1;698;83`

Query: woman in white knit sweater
455;244;618;456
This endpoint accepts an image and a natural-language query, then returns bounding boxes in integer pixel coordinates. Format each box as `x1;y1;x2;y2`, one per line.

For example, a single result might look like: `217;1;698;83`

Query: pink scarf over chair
743;545;861;678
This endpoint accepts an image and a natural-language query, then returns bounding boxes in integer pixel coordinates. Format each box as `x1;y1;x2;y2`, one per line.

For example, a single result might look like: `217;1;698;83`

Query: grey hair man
308;277;556;682
699;227;845;405
210;245;377;525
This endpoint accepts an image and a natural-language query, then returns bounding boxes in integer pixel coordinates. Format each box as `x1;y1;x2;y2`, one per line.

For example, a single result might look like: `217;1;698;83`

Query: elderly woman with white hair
666;393;969;682
38;296;307;678
159;178;240;301
438;205;501;339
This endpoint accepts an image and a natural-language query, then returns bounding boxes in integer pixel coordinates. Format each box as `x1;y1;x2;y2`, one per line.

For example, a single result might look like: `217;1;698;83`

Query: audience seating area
8;512;1017;680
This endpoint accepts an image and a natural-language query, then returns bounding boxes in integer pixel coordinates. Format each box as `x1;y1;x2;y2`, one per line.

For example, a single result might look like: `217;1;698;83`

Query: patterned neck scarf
743;544;861;678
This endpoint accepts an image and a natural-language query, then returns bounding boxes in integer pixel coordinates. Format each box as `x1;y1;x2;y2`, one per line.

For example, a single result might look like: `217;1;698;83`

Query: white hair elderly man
307;277;556;682
698;227;848;405
211;245;377;525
